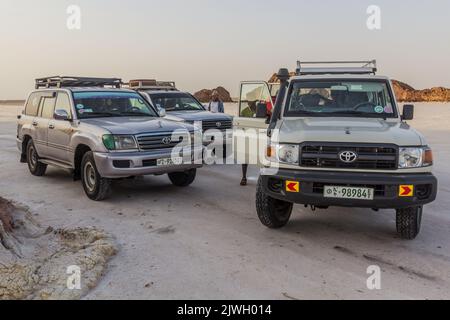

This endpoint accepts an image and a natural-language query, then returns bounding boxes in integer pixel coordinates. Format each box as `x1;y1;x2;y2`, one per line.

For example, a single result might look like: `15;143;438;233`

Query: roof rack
35;76;123;89
295;60;377;76
126;79;178;91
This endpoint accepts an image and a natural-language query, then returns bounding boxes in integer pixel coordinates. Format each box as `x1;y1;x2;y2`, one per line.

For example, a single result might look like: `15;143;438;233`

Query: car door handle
32;121;38;126
48;124;55;129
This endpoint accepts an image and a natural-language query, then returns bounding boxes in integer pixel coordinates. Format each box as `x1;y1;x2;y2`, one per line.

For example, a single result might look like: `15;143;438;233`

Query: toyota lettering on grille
339;151;358;163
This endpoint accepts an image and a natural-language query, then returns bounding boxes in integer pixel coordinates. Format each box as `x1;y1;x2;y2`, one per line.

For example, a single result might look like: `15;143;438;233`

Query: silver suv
17;77;203;201
127;79;234;149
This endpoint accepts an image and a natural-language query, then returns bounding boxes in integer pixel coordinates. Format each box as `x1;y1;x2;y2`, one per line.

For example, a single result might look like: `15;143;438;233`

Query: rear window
25;92;42;116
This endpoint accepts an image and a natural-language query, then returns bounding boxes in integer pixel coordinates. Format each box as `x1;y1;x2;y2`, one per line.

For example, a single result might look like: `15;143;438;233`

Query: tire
396;206;423;240
256;176;293;228
81;151;111;201
168;169;196;187
26;139;47;176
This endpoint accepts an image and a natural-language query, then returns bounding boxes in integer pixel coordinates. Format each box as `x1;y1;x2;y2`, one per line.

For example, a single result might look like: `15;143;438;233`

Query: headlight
267;143;299;164
398;147;433;168
102;135;138;151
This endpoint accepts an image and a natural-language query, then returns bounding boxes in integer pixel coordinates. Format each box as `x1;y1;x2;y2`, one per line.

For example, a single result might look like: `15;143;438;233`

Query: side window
40;95;56;119
55;92;72;119
239;83;272;118
25;92;42;116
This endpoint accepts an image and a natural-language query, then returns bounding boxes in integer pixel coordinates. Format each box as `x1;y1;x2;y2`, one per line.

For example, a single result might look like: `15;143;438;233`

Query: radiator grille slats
300;144;398;170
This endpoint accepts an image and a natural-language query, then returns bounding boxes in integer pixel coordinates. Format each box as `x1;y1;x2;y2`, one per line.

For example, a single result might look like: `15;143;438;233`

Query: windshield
285;80;397;118
73;91;158;119
150;92;204;111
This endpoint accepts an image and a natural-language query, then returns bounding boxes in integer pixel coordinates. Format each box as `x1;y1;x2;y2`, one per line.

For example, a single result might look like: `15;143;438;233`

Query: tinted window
149;92;204;111
72;91;158;119
40;96;56;119
55;92;72;119
25;92;42;116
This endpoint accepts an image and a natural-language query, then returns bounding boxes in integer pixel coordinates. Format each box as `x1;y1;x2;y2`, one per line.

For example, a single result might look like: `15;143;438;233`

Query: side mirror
402;104;414;121
54;109;71;121
158;107;166;117
255;102;267;118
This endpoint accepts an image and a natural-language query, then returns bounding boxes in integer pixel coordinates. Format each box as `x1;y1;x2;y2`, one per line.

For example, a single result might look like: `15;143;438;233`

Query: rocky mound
194;87;233;103
0;197;117;300
392;80;450;102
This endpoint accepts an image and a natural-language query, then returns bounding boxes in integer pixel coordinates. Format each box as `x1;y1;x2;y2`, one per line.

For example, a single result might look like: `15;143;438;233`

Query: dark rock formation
194;87;233;103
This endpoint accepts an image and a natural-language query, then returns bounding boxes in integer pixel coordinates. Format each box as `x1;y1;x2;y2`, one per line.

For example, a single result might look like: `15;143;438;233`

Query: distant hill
391;80;450;102
268;73;450;103
0;100;25;105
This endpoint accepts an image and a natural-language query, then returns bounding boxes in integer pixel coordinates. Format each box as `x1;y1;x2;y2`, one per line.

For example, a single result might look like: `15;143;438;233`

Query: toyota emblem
339;151;358;163
162;137;172;145
216;122;222;128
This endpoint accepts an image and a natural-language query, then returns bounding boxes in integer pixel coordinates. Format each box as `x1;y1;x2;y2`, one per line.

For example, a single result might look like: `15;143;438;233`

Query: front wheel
256;176;293;228
396;206;423;240
81;151;111;201
168;169;196;187
26;139;47;176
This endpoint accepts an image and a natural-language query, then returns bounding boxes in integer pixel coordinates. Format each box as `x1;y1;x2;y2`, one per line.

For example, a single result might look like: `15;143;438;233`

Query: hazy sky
1;0;449;99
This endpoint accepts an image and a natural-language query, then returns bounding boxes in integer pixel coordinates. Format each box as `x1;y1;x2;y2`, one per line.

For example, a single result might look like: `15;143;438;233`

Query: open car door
233;81;273;166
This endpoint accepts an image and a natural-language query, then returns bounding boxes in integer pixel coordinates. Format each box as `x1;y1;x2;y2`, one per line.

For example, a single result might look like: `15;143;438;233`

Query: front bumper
93;146;203;178
260;169;438;209
203;130;233;146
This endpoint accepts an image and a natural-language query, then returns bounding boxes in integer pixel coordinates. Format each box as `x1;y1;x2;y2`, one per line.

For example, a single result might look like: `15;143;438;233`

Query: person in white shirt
207;90;224;113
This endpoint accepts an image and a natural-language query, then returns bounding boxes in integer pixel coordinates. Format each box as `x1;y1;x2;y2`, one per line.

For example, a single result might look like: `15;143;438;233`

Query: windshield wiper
120;111;154;117
81;112;118;117
327;110;368;115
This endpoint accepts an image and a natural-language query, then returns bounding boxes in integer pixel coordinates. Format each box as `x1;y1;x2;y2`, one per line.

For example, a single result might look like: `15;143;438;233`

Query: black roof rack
35;76;123;89
295;60;377;76
126;79;178;91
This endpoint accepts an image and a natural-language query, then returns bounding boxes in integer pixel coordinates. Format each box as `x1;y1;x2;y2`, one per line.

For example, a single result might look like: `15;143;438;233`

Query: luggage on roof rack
295;60;377;76
35;76;123;89
127;79;177;91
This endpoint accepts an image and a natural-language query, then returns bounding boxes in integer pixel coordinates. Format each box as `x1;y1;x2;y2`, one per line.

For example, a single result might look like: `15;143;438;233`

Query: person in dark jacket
207;90;224;113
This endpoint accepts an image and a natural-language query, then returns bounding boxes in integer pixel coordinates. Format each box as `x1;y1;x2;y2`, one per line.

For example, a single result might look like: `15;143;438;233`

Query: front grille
136;132;189;151
300;143;398;170
202;120;232;132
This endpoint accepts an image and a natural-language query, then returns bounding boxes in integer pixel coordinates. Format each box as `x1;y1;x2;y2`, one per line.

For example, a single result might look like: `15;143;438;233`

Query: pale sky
1;0;449;99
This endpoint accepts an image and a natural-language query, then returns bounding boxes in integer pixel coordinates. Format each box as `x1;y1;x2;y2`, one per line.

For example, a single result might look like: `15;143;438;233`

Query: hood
166;110;233;122
81;116;195;135
279;118;424;146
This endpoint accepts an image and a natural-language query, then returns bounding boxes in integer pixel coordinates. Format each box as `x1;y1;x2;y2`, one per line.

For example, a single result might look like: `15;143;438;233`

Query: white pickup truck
234;61;437;239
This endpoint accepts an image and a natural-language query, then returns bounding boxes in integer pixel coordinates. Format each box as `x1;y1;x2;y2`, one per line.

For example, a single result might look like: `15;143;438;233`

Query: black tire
26;139;47;176
81;151;111;201
168;169;196;187
396;206;423;240
256;176;293;228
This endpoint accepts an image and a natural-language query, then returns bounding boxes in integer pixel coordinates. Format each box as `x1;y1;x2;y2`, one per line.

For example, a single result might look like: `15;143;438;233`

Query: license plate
323;186;374;200
156;157;183;166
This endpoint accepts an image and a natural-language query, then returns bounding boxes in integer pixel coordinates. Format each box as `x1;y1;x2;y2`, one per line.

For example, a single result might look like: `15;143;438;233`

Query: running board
39;159;73;171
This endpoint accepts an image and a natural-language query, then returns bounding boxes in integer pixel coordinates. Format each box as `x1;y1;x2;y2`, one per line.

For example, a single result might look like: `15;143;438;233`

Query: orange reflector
399;185;414;197
286;181;300;193
266;145;275;158
423;149;433;166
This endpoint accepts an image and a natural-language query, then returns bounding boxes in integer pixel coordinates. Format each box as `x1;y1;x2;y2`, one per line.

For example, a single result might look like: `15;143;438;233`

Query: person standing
208;90;224;113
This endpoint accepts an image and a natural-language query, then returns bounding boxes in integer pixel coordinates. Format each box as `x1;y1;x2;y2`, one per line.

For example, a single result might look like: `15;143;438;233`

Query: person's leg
240;164;248;186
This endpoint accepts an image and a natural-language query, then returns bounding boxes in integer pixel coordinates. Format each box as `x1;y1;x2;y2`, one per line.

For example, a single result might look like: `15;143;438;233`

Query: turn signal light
423;149;433;166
